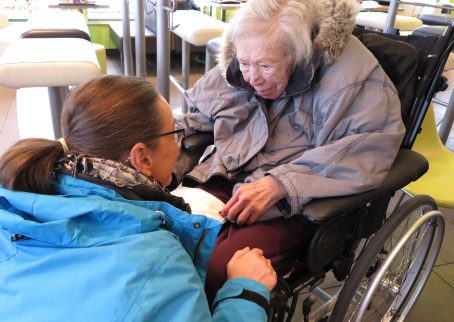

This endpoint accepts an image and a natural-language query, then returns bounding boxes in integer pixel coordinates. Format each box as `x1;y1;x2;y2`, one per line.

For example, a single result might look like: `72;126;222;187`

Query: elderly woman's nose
248;67;263;85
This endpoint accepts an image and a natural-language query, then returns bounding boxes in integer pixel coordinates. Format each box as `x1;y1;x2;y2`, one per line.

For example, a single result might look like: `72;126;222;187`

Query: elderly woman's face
235;35;293;99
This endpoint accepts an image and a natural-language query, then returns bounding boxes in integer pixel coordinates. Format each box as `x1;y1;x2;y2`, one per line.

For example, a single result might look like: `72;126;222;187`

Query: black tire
330;195;443;322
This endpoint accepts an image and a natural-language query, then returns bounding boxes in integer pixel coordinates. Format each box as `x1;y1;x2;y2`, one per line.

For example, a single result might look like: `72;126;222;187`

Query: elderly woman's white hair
220;0;358;71
228;0;315;69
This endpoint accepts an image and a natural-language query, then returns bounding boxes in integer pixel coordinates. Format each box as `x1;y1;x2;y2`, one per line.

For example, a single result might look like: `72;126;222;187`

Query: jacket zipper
193;229;209;266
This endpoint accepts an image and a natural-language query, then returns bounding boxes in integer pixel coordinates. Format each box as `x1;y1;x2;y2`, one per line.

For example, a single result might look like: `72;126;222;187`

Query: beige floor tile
0;86;16;102
407;271;454;322
0;131;19;157
434;264;454;289
435;207;454;266
2;102;18;133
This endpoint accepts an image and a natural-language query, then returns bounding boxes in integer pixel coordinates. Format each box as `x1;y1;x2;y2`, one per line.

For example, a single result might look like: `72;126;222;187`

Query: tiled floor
1;52;454;321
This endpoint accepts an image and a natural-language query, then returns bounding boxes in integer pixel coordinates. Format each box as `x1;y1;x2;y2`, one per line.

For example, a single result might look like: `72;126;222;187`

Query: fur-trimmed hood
218;0;358;73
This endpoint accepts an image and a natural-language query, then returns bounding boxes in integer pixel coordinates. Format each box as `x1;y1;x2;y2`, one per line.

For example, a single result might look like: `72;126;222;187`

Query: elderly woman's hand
221;176;287;225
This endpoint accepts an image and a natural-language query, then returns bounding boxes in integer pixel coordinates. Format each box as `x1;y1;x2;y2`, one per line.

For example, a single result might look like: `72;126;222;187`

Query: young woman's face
147;96;180;186
235;35;293;99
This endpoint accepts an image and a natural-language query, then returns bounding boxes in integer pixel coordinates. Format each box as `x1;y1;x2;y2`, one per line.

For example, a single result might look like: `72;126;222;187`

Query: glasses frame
150;126;185;144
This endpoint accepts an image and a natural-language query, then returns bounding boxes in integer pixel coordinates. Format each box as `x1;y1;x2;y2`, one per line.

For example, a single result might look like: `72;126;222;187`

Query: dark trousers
183;176;316;305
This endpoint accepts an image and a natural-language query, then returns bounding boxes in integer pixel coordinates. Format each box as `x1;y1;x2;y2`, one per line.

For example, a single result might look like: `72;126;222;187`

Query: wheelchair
181;25;454;322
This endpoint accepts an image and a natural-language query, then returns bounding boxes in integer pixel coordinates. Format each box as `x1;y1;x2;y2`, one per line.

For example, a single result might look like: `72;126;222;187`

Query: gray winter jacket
175;0;405;219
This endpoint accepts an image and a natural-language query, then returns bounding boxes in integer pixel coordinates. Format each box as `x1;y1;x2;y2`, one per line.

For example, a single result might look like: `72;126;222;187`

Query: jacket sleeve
267;74;405;216
124;246;269;322
174;67;253;183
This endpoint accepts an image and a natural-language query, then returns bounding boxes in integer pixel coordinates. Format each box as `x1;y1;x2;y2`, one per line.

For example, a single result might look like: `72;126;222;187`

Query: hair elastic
58;138;70;155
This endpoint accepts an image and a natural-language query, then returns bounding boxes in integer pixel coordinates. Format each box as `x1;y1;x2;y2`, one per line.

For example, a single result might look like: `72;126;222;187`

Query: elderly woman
0;76;276;321
174;0;405;302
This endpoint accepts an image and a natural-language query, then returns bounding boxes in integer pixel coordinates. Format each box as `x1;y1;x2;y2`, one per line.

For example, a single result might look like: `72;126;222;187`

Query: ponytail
0;138;66;194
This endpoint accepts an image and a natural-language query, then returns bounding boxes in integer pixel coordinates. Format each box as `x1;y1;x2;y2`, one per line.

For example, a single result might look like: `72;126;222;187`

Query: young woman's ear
128;143;154;177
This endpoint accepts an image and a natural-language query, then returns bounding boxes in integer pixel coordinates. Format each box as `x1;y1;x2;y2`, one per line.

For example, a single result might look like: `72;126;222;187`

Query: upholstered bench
0;38;101;139
170;10;226;111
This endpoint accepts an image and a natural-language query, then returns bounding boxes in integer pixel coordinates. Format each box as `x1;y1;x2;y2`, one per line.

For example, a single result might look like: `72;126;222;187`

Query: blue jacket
0;174;269;321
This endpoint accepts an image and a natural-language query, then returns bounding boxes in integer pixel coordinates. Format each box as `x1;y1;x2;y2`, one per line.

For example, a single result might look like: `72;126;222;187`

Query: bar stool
0;38;100;139
170;10;226;112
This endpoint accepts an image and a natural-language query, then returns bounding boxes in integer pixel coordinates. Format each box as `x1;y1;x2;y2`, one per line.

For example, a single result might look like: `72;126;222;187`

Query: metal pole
122;0;133;76
182;40;190;113
135;0;147;78
48;86;69;139
157;0;170;100
384;0;399;34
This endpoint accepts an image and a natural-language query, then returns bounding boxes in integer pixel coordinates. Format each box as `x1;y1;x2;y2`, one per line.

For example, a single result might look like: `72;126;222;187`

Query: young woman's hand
226;247;277;291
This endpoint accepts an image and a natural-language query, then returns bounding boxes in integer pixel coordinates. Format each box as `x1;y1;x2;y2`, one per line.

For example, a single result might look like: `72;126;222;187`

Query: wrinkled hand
227;247;277;291
221;176;287;225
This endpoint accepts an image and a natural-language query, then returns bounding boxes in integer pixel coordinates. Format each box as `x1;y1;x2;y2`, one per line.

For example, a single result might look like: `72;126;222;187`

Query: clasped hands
220;175;287;225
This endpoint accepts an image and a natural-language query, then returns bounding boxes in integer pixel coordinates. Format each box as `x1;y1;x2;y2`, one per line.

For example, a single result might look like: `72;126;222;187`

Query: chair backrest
353;26;454;149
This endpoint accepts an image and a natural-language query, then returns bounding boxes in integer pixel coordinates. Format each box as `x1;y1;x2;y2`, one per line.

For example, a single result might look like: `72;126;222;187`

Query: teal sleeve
211;278;270;322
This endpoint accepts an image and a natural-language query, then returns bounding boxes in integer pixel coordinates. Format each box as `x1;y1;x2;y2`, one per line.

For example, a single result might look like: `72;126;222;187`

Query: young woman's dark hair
0;75;163;194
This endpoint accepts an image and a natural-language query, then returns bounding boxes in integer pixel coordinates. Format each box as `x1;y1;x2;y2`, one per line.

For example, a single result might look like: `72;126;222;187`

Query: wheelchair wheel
330;195;444;322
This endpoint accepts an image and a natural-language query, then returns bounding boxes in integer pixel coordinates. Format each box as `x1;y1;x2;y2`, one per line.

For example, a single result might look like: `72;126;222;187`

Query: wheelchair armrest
302;149;428;223
182;132;214;152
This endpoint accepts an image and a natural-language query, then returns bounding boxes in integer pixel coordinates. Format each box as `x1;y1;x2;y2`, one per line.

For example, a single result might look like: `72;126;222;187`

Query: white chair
0;38;100;139
170;10;226;111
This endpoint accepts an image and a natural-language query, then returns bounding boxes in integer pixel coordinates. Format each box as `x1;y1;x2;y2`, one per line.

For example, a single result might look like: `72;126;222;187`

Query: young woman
0;75;276;321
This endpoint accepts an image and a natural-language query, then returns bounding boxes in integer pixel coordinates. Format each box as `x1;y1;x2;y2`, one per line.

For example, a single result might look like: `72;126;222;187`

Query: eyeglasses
151;124;185;144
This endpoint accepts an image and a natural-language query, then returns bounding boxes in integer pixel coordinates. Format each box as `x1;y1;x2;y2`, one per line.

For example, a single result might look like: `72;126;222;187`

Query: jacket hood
218;0;358;72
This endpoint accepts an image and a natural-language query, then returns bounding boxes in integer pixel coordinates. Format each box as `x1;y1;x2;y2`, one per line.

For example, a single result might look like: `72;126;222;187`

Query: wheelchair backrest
353;26;454;149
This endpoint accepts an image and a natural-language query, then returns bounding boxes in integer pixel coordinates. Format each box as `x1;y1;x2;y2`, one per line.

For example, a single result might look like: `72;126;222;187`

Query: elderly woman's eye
259;64;271;70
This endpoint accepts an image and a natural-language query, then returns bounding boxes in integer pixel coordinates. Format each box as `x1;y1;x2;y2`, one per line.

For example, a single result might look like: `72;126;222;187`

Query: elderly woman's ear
128;143;154;177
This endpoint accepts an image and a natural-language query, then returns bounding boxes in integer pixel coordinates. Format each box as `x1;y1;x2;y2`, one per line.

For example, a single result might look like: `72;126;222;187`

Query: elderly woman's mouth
256;88;272;96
